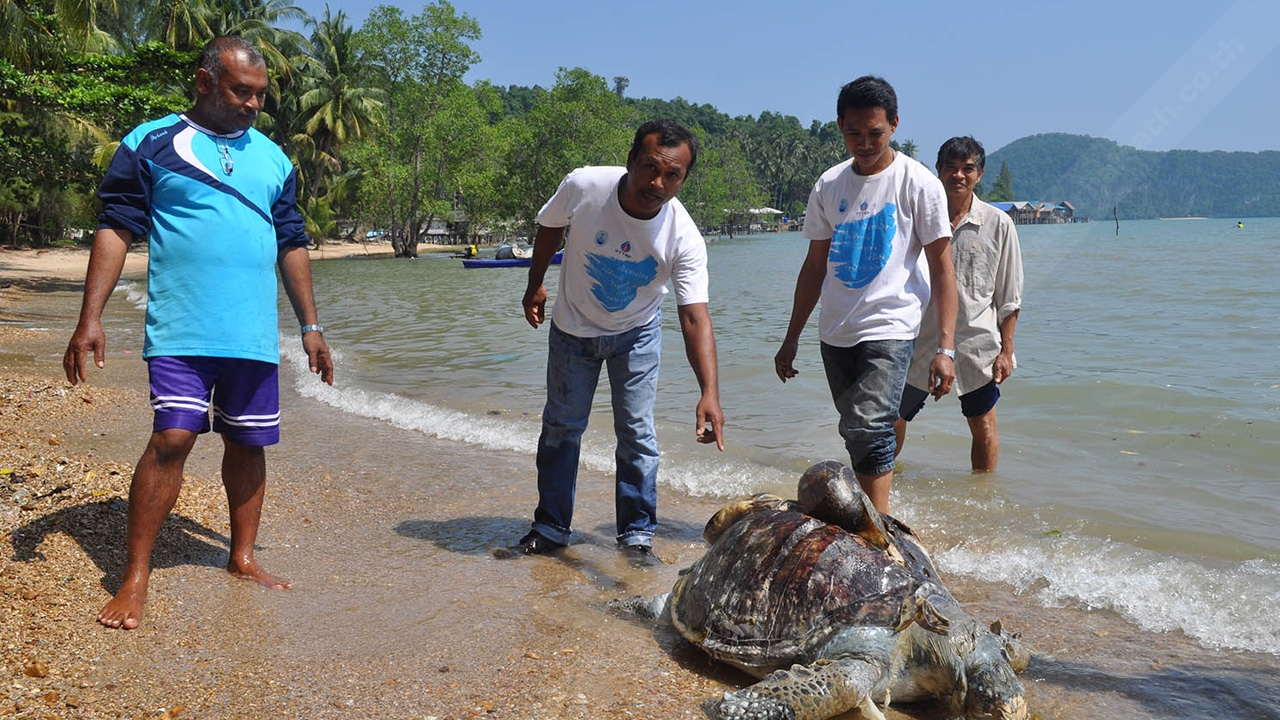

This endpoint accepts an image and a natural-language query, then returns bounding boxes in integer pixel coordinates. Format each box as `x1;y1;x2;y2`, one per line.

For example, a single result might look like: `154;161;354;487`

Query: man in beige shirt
895;136;1023;472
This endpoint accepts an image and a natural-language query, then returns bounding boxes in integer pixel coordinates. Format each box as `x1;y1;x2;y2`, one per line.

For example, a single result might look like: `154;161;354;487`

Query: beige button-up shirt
908;197;1024;395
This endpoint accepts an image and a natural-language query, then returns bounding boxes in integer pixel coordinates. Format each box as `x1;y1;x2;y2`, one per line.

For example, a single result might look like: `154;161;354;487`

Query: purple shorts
148;356;280;446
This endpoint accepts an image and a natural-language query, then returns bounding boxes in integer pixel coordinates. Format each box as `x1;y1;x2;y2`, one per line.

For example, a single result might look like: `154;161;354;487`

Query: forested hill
986;133;1280;220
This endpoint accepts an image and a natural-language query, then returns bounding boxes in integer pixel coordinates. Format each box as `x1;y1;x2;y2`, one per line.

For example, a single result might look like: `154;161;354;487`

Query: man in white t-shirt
517;120;725;557
775;76;957;515
896;136;1023;472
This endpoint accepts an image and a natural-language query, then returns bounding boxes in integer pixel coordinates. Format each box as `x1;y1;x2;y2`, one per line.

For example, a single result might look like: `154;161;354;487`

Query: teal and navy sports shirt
98;113;310;365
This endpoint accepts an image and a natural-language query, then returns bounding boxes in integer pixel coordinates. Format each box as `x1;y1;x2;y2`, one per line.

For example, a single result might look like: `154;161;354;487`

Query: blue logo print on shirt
586;253;659;312
829;203;896;289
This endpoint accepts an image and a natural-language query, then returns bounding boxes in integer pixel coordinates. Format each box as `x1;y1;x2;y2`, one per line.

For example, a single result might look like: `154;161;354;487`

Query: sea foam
280;332;1280;657
938;531;1280;655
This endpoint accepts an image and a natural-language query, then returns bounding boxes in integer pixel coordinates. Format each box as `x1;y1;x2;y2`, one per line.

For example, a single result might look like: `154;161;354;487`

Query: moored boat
462;251;562;269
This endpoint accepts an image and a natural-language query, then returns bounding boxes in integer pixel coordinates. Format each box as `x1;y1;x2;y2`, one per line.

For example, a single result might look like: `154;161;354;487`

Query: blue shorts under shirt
97;113;310;364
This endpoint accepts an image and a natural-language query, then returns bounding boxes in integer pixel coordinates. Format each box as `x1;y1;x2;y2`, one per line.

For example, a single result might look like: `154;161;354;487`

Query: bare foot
98;577;147;630
227;558;292;590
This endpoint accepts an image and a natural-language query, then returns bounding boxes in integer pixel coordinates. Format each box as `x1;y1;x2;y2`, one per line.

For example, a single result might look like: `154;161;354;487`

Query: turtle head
963;667;1027;720
797;460;869;526
797;461;889;548
962;629;1029;720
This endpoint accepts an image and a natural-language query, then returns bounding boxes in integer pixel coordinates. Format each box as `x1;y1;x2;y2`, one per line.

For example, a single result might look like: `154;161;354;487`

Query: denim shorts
899;379;1001;421
148;356;280;446
820;339;913;476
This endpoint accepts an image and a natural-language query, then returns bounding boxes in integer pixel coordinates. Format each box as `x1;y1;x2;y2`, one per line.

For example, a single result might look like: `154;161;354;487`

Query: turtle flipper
607;592;671;621
704;494;788;543
894;584;951;635
712;657;888;720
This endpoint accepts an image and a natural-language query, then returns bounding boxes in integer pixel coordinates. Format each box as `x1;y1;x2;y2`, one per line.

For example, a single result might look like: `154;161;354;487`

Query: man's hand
927;354;955;401
523;285;547;328
304;333;334;385
63;227;132;385
63;321;106;385
993;350;1014;384
695;396;725;451
774;339;800;382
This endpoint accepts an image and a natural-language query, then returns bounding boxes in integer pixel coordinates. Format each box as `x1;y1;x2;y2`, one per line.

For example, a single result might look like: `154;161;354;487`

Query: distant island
986;133;1280;221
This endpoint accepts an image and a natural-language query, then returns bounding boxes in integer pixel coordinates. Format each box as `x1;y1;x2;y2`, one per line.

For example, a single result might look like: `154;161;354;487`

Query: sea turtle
613;460;1028;720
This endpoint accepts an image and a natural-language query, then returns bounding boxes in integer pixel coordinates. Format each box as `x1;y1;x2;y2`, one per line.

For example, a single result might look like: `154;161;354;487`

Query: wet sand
3;250;1279;719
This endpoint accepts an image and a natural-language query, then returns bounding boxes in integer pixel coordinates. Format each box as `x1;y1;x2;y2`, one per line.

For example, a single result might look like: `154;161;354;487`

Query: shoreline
4;251;1280;718
0;311;736;718
0;240;458;286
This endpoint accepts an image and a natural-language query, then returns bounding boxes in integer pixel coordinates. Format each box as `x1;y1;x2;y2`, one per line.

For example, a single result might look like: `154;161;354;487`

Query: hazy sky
287;0;1279;156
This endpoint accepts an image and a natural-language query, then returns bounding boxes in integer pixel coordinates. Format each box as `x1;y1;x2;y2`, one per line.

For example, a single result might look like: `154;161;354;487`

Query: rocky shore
0;323;231;718
0;265;735;719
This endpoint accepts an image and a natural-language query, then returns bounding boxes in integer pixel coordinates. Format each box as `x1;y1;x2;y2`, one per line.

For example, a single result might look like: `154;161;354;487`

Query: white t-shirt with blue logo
537;166;709;338
801;152;949;347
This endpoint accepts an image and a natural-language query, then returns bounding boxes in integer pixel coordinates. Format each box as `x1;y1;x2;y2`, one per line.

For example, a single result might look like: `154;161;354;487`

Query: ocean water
260;217;1280;664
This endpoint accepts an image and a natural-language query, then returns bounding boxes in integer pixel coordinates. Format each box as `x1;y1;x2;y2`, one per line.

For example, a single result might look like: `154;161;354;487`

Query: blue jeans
532;314;662;548
820;339;914;476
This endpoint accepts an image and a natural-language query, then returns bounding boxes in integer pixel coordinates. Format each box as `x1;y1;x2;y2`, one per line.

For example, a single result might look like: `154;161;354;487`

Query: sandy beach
0;239;435;286
0;244;738;719
4;243;1280;719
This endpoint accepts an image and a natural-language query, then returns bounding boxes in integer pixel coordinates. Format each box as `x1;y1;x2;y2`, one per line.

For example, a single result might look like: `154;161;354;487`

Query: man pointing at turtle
517;119;725;558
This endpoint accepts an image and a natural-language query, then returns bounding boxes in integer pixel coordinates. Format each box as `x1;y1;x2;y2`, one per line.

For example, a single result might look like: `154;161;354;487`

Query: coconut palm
143;0;213;51
0;0;118;69
207;0;308;77
292;6;384;201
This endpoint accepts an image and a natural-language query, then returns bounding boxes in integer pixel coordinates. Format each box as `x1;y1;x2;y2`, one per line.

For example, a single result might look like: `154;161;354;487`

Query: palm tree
0;0;118;69
0;0;62;69
208;0;309;76
292;6;384;202
143;0;214;51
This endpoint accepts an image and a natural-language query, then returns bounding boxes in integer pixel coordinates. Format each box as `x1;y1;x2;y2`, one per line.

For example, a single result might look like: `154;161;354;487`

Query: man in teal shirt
64;36;334;629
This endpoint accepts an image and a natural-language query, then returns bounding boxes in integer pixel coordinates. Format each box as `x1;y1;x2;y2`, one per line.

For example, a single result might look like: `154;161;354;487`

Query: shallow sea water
6;218;1280;718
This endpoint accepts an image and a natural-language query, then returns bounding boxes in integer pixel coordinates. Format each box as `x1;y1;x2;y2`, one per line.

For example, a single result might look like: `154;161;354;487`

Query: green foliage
5;45;192;132
679;130;765;233
987;133;1280;219
988;161;1014;202
0;104;99;244
894;139;918;159
497;67;633;236
0;42;193;245
19;3;1278;249
629;96;734;136
286;7;385;209
352;0;483;255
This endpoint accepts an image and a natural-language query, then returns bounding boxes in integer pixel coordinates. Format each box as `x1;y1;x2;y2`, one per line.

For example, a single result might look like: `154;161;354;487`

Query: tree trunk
400;135;424;258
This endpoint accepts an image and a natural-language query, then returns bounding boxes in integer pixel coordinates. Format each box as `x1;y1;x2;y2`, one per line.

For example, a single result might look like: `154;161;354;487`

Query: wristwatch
936;347;955;359
301;324;324;336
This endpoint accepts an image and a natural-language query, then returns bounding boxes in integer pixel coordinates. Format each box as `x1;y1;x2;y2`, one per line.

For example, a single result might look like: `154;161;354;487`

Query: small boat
462;251;562;269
